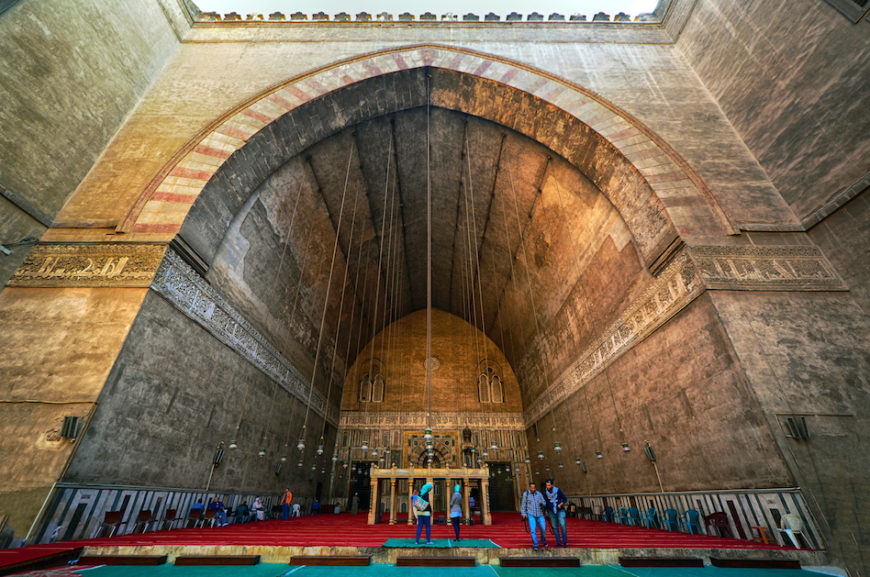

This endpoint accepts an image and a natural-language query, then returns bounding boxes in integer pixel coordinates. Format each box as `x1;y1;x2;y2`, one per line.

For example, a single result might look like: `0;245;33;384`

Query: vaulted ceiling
198;72;642;402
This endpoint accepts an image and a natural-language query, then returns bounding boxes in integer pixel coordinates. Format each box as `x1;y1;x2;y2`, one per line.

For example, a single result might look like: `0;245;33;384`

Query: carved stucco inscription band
9;242;844;428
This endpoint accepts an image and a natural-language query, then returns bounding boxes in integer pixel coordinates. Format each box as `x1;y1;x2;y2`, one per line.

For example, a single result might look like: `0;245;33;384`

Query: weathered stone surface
529;294;792;494
0;286;147;537
64;290;336;494
676;0;870;219
151;249;337;424
0;0;185;223
809;188;870;313
710;290;870;574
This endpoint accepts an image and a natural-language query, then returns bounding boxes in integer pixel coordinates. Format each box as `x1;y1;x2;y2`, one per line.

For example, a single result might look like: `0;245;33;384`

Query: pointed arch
120;44;734;273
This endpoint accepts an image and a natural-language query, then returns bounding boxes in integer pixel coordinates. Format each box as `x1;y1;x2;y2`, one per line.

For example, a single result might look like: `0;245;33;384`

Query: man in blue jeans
545;479;568;547
520;482;548;551
414;483;434;545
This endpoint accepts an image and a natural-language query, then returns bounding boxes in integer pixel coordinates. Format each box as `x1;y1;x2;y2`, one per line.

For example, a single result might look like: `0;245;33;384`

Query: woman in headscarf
252;497;265;521
414;483;434;545
450;484;463;542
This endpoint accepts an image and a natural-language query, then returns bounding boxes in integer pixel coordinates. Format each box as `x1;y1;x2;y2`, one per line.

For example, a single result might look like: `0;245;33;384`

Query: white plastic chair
777;513;805;548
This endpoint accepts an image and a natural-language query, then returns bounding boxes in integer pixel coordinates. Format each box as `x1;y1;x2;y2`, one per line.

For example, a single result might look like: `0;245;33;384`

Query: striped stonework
120;45;732;254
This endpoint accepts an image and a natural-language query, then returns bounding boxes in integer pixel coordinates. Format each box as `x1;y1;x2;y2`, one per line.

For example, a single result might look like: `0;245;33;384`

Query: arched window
490;374;504;403
372;373;385;403
359;372;371;403
478;373;490;403
359;360;385;403
477;363;504;404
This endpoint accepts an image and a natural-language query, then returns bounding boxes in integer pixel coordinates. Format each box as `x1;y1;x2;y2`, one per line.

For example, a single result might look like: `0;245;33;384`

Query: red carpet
3;513;790;553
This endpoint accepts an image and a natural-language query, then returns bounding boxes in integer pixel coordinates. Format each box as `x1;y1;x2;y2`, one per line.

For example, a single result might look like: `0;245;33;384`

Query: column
462;478;471;526
367;477;379;525
407;477;415;525
481;477;492;525
389;478;397;525
426;475;434;522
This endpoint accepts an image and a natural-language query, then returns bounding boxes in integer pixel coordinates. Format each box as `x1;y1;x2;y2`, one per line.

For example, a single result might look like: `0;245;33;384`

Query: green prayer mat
381;538;499;548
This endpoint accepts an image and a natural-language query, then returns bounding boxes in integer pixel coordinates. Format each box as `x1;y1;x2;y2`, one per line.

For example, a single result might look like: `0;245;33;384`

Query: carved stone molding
689;245;847;291
151;249;339;425
524;249;704;426
339;411;526;431
8;243;166;287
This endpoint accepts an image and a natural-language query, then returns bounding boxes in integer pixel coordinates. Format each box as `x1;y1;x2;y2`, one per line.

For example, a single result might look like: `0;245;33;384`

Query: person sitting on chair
235;501;250;524
209;496;228;526
252;497;265;521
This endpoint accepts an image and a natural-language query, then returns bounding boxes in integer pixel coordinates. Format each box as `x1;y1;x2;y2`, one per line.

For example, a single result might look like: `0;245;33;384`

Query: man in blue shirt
209;496;228;526
520;482;548;551
544;479;568;547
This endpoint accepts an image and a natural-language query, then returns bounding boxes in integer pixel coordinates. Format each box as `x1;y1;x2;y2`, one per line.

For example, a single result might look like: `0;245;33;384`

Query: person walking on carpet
450;484;463;542
414;483;434;545
521;482;548;551
544;479;568;547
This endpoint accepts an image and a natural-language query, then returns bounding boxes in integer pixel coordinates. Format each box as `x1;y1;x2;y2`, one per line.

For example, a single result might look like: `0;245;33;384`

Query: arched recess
120;44;733;271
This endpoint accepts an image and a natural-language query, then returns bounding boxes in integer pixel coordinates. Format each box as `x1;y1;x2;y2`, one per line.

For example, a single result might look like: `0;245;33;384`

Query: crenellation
201;10;660;25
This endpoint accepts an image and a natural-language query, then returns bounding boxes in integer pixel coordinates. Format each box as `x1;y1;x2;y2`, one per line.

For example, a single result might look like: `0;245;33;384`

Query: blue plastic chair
617;507;630;525
628;506;640;527
660;508;679;532
640;507;658;529
680;509;703;534
602;506;615;523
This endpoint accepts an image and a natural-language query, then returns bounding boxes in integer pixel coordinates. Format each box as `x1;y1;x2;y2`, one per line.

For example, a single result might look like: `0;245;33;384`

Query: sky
195;0;659;18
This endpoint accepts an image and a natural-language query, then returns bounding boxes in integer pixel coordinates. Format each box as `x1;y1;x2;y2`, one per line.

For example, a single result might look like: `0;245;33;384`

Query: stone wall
809;188;870;314
0;287;147;538
710;290;870;572
0;0;189;279
527;294;792;494
64;289;336;495
676;0;870;221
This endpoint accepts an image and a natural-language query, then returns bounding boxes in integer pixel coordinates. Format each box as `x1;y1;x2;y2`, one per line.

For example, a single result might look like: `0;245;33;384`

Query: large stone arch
120;44;734;271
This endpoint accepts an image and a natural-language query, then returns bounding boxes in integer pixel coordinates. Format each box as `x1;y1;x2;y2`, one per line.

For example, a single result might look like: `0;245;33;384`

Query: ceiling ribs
447;117;471;320
387;116;414;322
506;153;553;360
352;124;398;338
